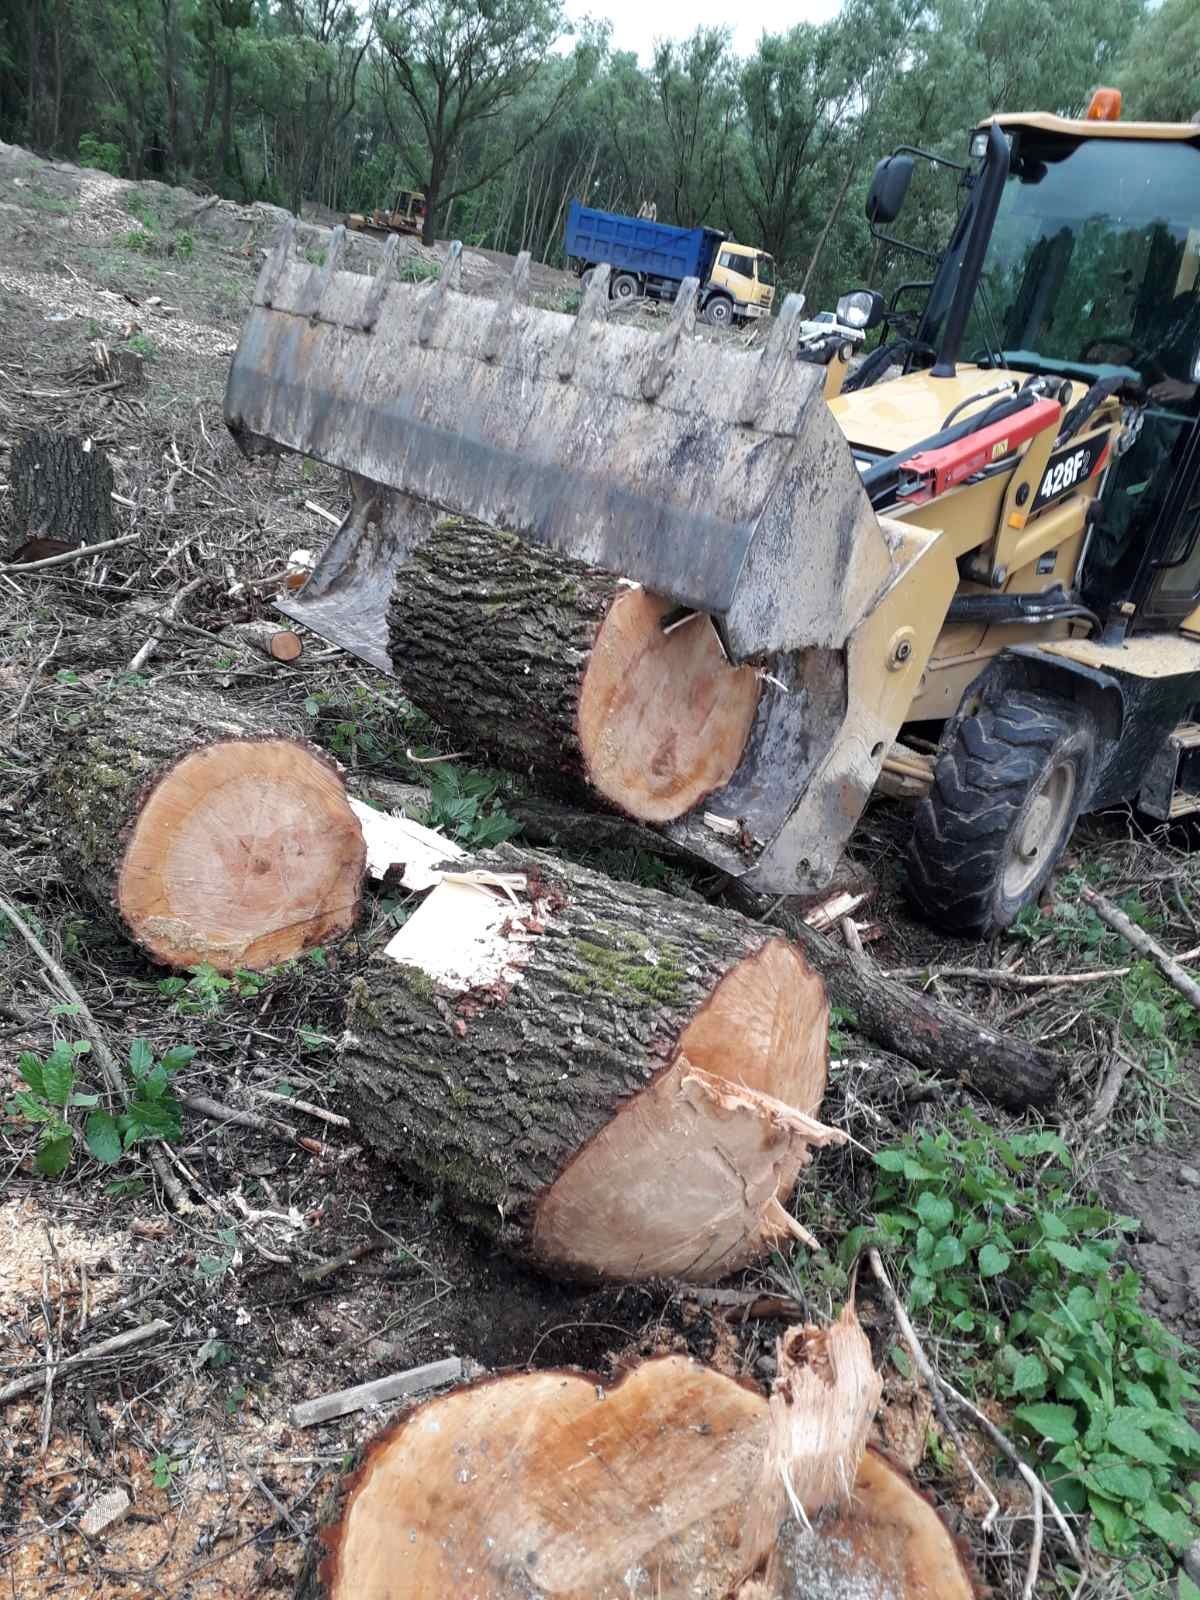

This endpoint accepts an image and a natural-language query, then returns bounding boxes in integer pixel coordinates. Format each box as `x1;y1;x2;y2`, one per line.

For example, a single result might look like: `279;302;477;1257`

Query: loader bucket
224;222;954;892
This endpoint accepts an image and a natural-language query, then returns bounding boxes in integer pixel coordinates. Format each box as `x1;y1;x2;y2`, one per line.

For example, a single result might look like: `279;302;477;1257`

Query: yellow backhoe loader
345;188;426;239
225;91;1200;934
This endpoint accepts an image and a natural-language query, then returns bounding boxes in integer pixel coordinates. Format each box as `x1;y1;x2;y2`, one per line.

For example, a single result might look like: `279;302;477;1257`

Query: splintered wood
339;845;839;1282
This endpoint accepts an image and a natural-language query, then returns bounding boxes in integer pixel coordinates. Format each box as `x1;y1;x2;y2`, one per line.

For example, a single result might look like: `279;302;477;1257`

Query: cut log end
532;936;834;1281
117;737;365;971
577;587;760;822
776;1448;978;1599
319;1358;774;1600
304;1329;973;1600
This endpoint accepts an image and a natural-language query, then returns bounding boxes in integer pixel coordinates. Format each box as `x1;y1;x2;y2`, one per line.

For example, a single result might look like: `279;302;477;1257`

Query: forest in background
1;0;1198;313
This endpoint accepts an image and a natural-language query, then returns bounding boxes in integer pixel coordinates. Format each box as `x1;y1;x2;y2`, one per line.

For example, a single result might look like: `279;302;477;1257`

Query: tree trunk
340;843;836;1283
11;434;113;548
729;887;1062;1110
295;1318;970;1600
388;523;760;824
43;683;364;971
509;796;1063;1110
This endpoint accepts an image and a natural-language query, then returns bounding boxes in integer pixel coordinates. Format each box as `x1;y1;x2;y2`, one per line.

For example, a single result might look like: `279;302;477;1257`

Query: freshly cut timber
43;683;365;971
340;844;839;1282
388;521;761;821
297;1306;971;1600
220;620;304;661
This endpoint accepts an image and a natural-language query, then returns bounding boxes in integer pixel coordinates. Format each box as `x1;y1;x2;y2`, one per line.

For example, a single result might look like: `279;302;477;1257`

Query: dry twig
1079;885;1200;1012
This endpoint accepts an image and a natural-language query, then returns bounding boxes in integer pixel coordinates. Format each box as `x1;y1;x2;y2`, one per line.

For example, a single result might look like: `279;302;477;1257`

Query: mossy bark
339;843;822;1278
387;521;614;795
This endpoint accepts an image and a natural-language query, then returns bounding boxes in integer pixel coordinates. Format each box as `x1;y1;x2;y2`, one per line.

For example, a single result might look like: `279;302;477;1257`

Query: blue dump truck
563;199;775;328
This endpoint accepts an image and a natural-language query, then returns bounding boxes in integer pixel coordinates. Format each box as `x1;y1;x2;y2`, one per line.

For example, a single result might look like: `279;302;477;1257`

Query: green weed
425;763;520;850
851;1113;1200;1582
157;962;270;1016
122;332;157;359
6;1037;190;1175
397;255;441;284
78;133;123;175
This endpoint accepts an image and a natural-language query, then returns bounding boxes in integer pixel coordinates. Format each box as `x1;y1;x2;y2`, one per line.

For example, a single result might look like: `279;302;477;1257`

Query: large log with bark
507;796;1062;1110
295;1307;973;1600
10;433;113;550
42;683;365;971
340;844;839;1282
388;522;761;822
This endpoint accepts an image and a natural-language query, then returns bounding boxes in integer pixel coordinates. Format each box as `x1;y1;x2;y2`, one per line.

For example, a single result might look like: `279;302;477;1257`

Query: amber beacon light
1085;87;1123;121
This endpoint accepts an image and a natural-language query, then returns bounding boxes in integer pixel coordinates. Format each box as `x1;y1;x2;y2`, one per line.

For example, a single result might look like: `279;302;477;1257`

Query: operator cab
858;106;1200;636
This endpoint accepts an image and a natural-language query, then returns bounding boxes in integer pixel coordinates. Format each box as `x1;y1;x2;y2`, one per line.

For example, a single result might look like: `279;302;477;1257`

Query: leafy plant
858;1114;1200;1577
83;1038;193;1163
121;332;157;358
828;1003;857;1055
6;1040;98;1175
425;762;520;850
397;255;441;284
157;963;269;1015
78;133;123;175
150;1451;185;1489
175;229;194;258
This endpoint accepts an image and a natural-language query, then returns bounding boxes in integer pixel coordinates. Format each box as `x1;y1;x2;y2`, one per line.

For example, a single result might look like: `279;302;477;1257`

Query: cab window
719;251;754;279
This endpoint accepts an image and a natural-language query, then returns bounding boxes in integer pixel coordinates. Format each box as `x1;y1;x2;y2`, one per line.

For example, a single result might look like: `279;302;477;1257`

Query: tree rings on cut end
318;1358;774;1600
531;937;834;1281
577;587;761;822
117;737;365;971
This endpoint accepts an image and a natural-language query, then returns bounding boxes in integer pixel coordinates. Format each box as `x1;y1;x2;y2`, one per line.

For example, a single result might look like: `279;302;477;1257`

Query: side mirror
836;289;885;332
866;154;914;225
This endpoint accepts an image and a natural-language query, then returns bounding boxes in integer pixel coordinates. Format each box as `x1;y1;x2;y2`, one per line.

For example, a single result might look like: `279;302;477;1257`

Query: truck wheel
904;693;1095;935
703;296;733;328
611;273;640;304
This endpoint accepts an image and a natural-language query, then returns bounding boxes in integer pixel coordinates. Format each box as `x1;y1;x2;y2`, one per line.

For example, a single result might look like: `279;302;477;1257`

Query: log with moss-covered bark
339;843;838;1283
42;682;365;971
387;521;761;822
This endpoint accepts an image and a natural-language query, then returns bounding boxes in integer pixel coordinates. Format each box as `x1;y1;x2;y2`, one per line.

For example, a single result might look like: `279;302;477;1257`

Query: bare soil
0;143;1197;1599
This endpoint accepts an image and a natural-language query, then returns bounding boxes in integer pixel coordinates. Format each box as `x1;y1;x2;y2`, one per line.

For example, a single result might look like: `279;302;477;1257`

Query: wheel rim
1002;759;1076;900
710;301;730;324
614;277;636;301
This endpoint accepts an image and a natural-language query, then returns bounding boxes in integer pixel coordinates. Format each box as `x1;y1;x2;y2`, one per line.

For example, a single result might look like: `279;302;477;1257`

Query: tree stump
295;1309;971;1600
11;433;113;549
340;843;838;1282
388;522;761;822
43;683;364;971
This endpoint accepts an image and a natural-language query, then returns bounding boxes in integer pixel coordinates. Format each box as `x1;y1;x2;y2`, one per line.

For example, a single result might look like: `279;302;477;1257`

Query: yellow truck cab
709;243;776;321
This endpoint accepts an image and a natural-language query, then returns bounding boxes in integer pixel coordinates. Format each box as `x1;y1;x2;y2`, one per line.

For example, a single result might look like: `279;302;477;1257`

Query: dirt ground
0;143;1197;1599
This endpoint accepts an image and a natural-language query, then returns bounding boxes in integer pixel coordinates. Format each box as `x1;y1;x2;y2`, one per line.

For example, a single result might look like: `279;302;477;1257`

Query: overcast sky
564;0;843;64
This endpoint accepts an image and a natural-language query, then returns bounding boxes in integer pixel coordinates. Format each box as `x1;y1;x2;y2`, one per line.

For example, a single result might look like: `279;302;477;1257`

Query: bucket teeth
483;250;532;362
418;239;465;346
739;292;806;426
305;223;348;318
363;234;401;330
255;214;297;309
642;275;700;401
557;262;610;380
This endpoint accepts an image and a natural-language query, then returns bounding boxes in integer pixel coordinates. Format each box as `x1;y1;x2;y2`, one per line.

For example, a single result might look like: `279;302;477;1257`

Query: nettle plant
859;1114;1200;1577
8;1038;191;1175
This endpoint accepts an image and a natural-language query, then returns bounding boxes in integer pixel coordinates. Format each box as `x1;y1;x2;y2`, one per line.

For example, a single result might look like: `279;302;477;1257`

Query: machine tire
611;273;641;304
703;295;734;328
904;693;1095;935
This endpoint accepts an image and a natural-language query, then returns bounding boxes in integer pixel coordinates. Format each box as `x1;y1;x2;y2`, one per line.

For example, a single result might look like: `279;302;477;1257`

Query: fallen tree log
388;521;761;822
510;795;1062;1109
295;1306;973;1600
220;620;304;661
42;683;364;971
340;844;839;1282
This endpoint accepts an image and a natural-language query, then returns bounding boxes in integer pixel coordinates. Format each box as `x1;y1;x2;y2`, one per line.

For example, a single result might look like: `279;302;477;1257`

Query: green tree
372;0;592;244
1120;0;1200;123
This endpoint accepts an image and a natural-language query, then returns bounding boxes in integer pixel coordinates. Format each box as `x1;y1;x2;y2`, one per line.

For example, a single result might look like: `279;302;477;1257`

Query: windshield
966;135;1200;387
756;255;775;286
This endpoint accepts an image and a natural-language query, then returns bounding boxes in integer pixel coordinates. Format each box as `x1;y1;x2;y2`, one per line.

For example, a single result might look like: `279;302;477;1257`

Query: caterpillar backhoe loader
225;91;1200;934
